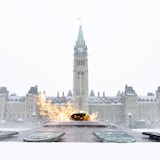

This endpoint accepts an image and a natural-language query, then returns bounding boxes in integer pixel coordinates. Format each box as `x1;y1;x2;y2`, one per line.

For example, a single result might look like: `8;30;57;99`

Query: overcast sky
1;0;160;155
0;0;160;96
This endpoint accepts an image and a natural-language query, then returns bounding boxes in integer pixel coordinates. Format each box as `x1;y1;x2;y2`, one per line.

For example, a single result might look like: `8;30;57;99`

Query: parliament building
1;26;160;125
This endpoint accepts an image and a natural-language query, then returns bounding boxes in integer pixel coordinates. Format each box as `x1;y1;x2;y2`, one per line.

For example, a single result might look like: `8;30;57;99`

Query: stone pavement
0;121;157;142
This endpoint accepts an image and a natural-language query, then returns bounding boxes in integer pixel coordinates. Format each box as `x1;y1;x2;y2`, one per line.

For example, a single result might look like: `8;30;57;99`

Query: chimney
103;91;105;97
57;92;59;97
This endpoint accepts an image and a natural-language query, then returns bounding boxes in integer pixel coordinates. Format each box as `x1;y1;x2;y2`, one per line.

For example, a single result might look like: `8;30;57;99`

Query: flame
36;93;98;121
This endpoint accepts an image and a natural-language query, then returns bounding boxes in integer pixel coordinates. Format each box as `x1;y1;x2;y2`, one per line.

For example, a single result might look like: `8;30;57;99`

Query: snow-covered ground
0;121;41;131
133;128;160;133
0;127;32;131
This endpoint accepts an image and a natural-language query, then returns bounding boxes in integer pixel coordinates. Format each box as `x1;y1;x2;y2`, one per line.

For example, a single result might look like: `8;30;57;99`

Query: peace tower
73;25;89;113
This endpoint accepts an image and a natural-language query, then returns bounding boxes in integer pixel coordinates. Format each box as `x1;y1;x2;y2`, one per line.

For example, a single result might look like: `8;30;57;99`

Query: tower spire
77;25;85;44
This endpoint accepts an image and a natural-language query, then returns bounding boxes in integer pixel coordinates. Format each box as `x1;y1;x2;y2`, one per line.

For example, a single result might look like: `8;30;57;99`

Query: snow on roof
8;95;25;101
47;96;72;104
89;96;124;105
137;96;157;102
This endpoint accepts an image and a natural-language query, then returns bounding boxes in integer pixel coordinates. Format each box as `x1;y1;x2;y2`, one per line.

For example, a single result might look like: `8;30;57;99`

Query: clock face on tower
78;47;83;52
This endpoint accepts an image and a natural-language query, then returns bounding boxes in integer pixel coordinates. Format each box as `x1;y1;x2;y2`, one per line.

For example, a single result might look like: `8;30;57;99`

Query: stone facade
0;85;160;124
89;85;160;124
0;86;39;122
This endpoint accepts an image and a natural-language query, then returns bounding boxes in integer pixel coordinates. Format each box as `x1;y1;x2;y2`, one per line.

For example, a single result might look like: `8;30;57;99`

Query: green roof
77;25;85;44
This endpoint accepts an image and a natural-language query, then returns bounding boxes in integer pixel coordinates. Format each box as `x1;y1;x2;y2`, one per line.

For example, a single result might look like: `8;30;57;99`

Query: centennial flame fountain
36;92;98;122
35;93;118;142
19;93;138;142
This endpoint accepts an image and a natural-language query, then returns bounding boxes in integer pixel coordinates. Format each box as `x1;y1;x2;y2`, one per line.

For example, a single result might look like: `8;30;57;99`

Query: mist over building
1;26;160;125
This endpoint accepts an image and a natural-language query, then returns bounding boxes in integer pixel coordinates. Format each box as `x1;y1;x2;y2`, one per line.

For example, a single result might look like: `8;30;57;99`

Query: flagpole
78;17;82;26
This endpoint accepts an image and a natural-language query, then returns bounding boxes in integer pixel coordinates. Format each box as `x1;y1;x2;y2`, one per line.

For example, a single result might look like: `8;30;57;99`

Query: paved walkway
0;121;157;142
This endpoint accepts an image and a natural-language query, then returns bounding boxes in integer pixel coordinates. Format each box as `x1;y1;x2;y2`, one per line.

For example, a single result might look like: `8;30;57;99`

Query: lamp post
128;112;132;130
32;112;36;124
